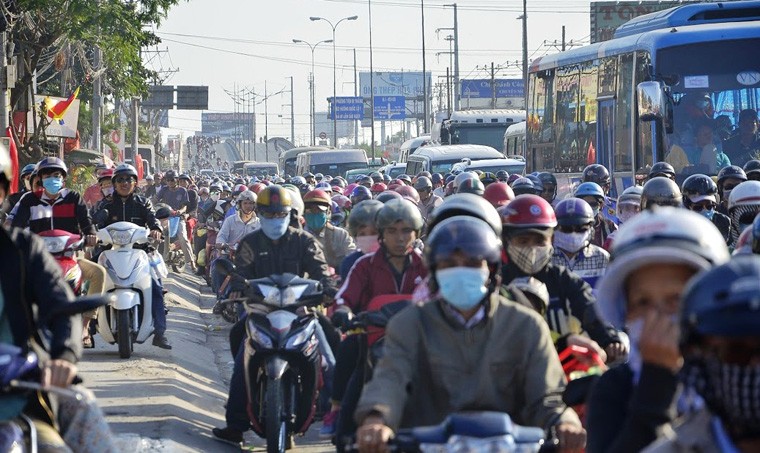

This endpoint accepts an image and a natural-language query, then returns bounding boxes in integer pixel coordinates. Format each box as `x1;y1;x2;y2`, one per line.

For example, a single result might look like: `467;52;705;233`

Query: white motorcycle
96;221;167;359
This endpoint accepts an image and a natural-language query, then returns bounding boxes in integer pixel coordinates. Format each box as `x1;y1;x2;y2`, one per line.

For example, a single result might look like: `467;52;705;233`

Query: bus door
597;98;619;196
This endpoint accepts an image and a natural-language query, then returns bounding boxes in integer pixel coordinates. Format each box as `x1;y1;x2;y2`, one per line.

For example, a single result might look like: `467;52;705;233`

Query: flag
586;140;596;166
6;127;18;194
44;87;80;125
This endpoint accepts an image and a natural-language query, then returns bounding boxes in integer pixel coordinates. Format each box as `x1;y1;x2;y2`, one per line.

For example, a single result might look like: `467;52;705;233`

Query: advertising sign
373;96;406;120
329;96;364;120
460;79;525;99
590;1;685;43
27;95;80;138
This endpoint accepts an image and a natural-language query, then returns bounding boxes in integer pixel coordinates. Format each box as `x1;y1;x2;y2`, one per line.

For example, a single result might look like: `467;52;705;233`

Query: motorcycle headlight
41;236;68;254
109;229;134;246
285;328;312;349
247;318;273;349
419;435;541;453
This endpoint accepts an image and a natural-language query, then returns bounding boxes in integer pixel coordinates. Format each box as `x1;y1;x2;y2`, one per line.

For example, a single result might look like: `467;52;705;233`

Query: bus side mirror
637;81;666;122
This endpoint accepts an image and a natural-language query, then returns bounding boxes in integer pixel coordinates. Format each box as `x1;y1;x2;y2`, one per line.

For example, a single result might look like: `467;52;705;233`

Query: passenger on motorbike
339;200;384;281
641;177;683;211
587;208;729;453
1;162;35;216
303;189;356;271
682;174;732;244
574;182;617;248
581;164;618;225
716;165;747;216
601;185;642;251
645;255;760;452
355;215;585;452
414;176;442;221
727;180;760;247
93;164;172;350
156;170;196;273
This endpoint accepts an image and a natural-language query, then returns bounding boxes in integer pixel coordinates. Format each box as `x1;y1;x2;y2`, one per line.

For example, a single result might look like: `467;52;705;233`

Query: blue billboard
461;79;525;99
329;96;364;120
373;96;406;120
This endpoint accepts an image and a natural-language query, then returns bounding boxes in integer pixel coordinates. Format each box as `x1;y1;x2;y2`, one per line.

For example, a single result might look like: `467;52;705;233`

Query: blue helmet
426;215;502;271
350;185;372;205
574;182;605;200
554;198;595;226
20;164;36;176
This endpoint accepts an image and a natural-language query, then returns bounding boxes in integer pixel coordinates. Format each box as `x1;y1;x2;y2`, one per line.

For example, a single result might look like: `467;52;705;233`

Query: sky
154;0;598;145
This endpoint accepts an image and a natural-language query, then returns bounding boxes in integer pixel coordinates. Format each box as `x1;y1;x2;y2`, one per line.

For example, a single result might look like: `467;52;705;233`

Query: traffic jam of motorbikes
2;1;760;452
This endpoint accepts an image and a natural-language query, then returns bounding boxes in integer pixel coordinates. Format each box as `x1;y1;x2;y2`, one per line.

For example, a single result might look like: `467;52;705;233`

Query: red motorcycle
38;229;85;294
558;344;607;425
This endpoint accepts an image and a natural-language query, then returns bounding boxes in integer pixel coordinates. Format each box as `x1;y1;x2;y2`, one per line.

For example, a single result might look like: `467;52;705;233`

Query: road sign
329;96;364;120
319;132;328;140
460;79;525;99
373;96;406;120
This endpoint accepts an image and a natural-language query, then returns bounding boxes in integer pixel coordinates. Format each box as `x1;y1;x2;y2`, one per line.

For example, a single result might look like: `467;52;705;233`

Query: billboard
590;1;687;43
201;112;254;136
329;96;364;120
27;95;80;138
460;79;524;99
359;71;432;121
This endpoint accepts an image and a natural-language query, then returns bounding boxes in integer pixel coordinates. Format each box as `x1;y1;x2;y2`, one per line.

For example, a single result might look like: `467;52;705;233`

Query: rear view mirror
637;81;666;122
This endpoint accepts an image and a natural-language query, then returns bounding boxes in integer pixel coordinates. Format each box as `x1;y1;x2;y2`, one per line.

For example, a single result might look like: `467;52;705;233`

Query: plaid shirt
551;244;610;290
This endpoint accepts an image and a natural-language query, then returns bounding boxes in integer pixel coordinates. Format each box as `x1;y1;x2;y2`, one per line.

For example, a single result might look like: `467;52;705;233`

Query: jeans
151;277;167;334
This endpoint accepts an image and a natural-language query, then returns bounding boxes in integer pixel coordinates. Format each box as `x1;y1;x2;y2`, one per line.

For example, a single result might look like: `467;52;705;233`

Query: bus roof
449;109;526;123
244;161;278;167
531;9;760;72
302;148;367;164
280;146;330;159
410;144;503;159
400;135;431;150
504;121;526;136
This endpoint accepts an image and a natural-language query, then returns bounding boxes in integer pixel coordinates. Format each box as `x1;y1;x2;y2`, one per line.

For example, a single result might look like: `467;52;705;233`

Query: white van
295;148;368;177
404;144;504;175
244;161;279;178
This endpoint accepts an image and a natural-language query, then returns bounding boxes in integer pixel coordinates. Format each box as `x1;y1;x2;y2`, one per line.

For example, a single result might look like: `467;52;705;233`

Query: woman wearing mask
574;182;617;247
587;208;730;453
339;200;383;281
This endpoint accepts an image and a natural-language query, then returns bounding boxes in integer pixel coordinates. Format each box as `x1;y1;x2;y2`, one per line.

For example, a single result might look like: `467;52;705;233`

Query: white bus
435;109;526;151
503;121;526;158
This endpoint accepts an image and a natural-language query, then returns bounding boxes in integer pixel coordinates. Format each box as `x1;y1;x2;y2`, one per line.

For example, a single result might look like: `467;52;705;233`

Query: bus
503;121;526;158
404;144;504;175
435;109;526;151
295;148;368;177
526;1;760;198
244;161;279;178
279;146;330;177
398;135;432;163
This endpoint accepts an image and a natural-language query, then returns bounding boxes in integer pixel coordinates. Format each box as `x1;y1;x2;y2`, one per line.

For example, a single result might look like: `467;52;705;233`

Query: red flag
586;141;596;166
6;127;18;194
135;153;144;180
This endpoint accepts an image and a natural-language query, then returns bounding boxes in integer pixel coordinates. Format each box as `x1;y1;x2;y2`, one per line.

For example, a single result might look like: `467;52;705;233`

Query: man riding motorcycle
156;170;196;272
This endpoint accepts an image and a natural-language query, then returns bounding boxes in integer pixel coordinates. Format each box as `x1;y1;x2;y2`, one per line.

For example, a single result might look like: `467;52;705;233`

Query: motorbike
37;229;85;295
0;296;112;453
211;243;239;323
154;203;186;273
219;264;325;453
333;295;413;451
96;222;163;359
557;344;607;425
345;411;550;453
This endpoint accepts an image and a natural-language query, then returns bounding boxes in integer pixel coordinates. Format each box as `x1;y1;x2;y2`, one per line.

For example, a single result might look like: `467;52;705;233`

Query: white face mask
355;235;380;253
553;230;590;253
101;186;114;197
210;192;220;202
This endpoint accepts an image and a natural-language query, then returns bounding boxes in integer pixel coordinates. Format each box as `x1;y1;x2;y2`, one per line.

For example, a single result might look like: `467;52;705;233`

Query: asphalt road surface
78;271;333;452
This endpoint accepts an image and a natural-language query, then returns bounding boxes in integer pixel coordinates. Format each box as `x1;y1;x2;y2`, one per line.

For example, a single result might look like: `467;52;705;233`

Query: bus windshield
450;124;511;151
659;39;760;175
311;162;367;177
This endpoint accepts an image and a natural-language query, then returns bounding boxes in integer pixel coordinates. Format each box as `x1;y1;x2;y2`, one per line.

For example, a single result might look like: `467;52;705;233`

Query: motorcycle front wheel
117;309;133;359
171;253;185;273
265;376;287;453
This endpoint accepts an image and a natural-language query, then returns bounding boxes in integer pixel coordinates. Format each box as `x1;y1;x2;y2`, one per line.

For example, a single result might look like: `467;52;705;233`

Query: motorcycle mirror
40;294;115;326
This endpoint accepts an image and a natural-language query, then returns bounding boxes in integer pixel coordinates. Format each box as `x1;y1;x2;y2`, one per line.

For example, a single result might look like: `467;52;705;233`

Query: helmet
209;183;222;193
198;187;210;196
641;177;682;210
596;207;729;328
413;176;433;191
682;174;718;205
648;161;676;180
394;185;421;204
282;185;304;217
257;185;293;214
347;199;383;237
431;173;444;185
501;194;558;236
537;172;558;201
179;173;192;181
333;195;352;211
369;172;383;183
526;174;545;193
233;183;248;196
507;174;521;185
717;165;747;188
727;180;760;242
303;189;332;207
427;193;502;236
426;216;502;273
314;173;324;181
358;175;373;187
375;191;402;204
234;177;245;185
98;169;114;182
164;170;177;180
495;170;509;182
511;177;540;196
680;255;760;342
743;159;760;179
290;176;307;186
397;174;412;185
350;185;373;205
382;174;392;184
479;172;497;186
154;203;173;220
112;163;138;181
145;175;154;182
457;177;485;196
370;182;387;194
574;182;605;200
221;183;231;193
303;172;315;179
37;157;68;177
618;185;643;206
237;190;257;204
483;182;515;208
249;182;266;194
582;164;610;186
554;198;595;226
316;181;331;190
20;164;36;177
453;171;478;188
330;177;346;189
343;183;358;197
375;198;424;235
753;212;760;254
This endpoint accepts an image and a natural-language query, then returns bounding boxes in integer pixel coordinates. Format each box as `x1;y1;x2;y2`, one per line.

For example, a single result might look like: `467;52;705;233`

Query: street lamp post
310;15;358;148
293;38;333;146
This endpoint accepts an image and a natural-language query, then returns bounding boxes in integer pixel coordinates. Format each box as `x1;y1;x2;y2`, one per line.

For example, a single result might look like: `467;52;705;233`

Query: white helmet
727;180;760;243
282;185;304;217
597;207;730;328
237;190;257;204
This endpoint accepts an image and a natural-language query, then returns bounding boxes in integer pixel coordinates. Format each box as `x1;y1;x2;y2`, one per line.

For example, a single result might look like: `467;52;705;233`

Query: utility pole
264;81;269;162
491;62;496;109
562;25;566;51
421;0;428;133
522;0;528;114
443;4;460;111
288;76;295;144
368;0;376;159
0;31;7;131
92;48;102;153
353;48;358;147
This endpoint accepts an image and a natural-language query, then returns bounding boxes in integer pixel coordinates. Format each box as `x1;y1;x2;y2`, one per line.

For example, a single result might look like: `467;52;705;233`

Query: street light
310;15;358;148
293;38;333;146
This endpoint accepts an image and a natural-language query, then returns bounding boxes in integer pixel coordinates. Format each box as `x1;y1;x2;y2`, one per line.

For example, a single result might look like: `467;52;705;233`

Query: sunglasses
166;178;176;182
724;184;739;191
690;203;716;212
557;225;591;233
114;177;135;184
260;211;289;219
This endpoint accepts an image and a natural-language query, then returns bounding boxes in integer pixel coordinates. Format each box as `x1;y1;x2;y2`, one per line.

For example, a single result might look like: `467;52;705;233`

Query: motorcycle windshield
258;284;310;308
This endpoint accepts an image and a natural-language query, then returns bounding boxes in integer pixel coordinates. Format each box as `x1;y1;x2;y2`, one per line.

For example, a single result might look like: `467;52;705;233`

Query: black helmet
164;170;177;180
257;185;293;214
648;161;676;180
682;174;718;207
413;176;433;191
431;173;444;185
743;159;760;180
479;172;497;186
511;177;540;196
375;198;424;236
457;177;485;196
537;172;558;201
526;174;545;193
369;171;383;183
582;164;610;186
554;198;595;226
717;165;747;188
375;191;402;204
112;163;138;181
495;170;509;182
154;203;173;220
641;176;683;210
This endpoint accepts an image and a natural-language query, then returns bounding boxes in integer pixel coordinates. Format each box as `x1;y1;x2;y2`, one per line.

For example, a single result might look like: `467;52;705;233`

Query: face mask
355;235;380;253
436;267;489;311
305;212;328;231
700;208;715;221
507;244;553;275
42;176;63;194
101;186;114;197
625;317;644;382
553;230;590;253
259;216;290;240
210;192;220;202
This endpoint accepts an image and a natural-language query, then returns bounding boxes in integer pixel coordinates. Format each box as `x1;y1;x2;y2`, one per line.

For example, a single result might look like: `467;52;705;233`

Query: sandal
83;335;95;349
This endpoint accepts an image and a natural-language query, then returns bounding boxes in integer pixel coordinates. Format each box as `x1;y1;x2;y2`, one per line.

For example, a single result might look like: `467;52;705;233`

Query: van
244;162;279;178
398;135;432;163
404;144;504;175
450;157;526;176
279;146;330;177
295;148;368;177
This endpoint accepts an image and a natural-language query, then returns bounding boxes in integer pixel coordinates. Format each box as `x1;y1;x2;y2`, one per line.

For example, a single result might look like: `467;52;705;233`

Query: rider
354;215;585;452
574;182;617;247
2;162;35;215
581;164;618;224
716;165;747;216
92;169;115;213
641;177;683;210
682;173;732;244
338;200;384;281
156;170;196;272
414;175;442;221
645;255;760;452
551;198;610;289
93;164;172;350
537;171;558;205
302;189;356;271
588;208;729;453
727;180;760;247
602;185;642;251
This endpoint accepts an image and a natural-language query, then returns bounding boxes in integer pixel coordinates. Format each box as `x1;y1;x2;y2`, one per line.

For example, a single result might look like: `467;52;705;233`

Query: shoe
212;427;243;446
319;409;340;439
152;333;173;350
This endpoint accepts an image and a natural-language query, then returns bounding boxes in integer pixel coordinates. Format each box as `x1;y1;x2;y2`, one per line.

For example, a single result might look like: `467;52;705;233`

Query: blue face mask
700;208;715;221
42;176;64;194
436;267;490;311
305;212;328;231
260;216;290;240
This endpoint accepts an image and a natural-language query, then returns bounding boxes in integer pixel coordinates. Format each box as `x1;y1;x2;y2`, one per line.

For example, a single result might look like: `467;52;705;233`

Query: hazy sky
155;0;597;144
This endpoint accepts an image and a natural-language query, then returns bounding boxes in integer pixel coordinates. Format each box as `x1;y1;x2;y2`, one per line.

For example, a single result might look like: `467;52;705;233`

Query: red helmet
303;189;332;207
501;194;557;232
97;169;114;182
483;182;515;208
344;183;358;197
394;185;420;204
332;194;352;210
249;182;266;194
370;182;387;194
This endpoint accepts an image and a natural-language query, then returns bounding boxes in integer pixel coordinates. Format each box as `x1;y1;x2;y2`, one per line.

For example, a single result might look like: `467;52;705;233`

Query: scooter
37;229;85;295
220;265;325;453
154;203;186;273
95;222;159;359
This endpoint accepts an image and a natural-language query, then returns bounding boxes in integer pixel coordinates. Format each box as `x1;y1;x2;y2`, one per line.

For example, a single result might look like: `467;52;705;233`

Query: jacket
502;260;620;348
336;247;427;313
643;409;724;453
306;223;356;270
94;193;162;232
0;227;79;364
216;213;260;246
550;243;609;290
711;211;732;245
418;194;443;221
11;189;95;235
354;294;581;431
586;363;679;453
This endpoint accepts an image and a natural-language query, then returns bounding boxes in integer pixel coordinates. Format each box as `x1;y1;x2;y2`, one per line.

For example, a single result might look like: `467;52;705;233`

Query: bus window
555;64;581;172
580;60;599;172
615;53;635;173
